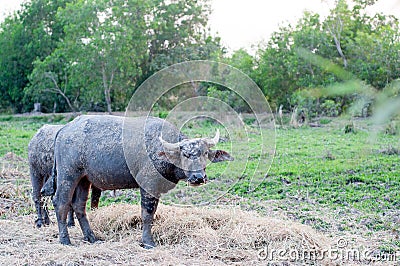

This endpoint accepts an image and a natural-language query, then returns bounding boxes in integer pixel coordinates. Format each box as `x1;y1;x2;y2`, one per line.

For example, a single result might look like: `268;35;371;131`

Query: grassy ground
0;114;68;157
182;117;400;254
0;114;399;264
258;119;400;253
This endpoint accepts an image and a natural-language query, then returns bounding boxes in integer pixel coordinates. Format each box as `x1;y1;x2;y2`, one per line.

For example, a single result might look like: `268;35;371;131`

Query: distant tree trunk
328;17;348;68
33;103;41;112
332;33;348;68
104;87;112;114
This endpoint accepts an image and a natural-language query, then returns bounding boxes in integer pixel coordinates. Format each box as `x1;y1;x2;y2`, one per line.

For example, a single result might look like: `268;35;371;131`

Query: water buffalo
29;124;102;228
48;115;233;247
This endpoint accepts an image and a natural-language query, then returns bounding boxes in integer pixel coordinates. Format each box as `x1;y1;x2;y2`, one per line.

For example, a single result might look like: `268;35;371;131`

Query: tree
253;0;400;115
26;0;217;113
61;0;150;113
0;0;69;112
347;16;400;89
25;49;80;113
253;12;336;110
145;0;220;75
225;49;254;77
324;0;352;68
0;17;26;112
28;0;150;113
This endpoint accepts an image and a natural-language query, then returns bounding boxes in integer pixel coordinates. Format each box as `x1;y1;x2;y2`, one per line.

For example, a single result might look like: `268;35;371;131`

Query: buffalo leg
42;200;50;225
30;172;47;228
30;172;50;228
53;174;79;245
53;194;72;245
72;177;97;243
90;185;102;210
67;191;76;227
140;188;159;249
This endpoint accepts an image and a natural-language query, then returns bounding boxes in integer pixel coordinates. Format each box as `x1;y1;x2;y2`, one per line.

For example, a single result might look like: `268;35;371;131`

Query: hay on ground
89;204;332;264
0;204;334;265
0;163;31;217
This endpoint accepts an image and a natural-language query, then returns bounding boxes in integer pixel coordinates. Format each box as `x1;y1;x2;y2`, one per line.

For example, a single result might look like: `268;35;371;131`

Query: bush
243;117;256;125
320;99;341;117
158;111;169;119
0;115;13;122
207;86;251;113
319;118;332;125
291;90;343;118
291;90;319;118
348;94;374;117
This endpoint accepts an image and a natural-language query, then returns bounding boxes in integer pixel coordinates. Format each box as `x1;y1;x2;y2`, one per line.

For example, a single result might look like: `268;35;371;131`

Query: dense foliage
0;0;220;113
0;0;398;115
251;0;400;114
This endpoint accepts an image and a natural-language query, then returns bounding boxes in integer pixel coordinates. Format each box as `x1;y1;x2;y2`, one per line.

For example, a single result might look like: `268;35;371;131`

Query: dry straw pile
90;203;331;264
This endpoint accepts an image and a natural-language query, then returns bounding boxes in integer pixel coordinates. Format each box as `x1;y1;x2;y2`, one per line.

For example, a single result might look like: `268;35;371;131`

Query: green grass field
1;114;399;252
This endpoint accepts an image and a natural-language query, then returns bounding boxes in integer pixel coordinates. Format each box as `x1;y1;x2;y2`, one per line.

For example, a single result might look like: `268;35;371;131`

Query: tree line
0;0;399;117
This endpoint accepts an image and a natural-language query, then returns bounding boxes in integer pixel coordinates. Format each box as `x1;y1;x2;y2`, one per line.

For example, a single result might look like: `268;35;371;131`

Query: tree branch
44;72;77;113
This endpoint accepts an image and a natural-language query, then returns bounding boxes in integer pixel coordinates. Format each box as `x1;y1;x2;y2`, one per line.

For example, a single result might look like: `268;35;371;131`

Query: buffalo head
159;129;234;186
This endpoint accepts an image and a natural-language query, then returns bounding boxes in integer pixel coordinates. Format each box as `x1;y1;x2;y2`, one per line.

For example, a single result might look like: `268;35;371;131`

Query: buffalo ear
208;150;234;163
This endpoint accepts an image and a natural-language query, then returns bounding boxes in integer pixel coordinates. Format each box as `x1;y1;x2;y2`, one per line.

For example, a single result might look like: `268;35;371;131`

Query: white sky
1;0;400;53
209;0;400;53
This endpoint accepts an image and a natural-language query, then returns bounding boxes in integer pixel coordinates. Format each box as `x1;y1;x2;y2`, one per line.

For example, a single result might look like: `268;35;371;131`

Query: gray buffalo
48;115;233;247
29;125;102;228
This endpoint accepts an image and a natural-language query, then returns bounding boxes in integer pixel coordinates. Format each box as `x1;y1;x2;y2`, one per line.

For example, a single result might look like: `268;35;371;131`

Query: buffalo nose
188;172;206;185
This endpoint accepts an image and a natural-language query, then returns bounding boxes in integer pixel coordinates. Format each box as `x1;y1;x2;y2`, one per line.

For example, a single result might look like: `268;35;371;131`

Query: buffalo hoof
142;243;155;249
141;239;156;249
60;237;72;246
35;219;43;228
84;233;98;244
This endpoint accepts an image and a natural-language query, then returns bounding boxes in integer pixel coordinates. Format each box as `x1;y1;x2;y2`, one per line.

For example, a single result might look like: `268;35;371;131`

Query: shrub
319;118;332;125
348;94;374;117
0;115;13;122
243;117;256;125
291;90;343;118
158;111;169;119
320;99;341;117
291;90;319;118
